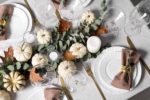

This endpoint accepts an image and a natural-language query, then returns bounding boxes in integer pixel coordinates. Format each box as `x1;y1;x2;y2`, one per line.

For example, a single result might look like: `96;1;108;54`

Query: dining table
0;0;150;100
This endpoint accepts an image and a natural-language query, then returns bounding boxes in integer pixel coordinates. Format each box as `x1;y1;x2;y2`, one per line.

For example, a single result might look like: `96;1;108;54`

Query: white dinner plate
92;47;142;93
0;3;32;56
29;86;67;100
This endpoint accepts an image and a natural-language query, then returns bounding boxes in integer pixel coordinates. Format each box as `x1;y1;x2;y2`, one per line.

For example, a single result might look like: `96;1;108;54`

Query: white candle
87;36;101;53
49;52;58;61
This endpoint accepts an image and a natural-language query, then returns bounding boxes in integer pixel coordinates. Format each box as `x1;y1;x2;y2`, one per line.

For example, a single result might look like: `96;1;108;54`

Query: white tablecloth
0;0;150;100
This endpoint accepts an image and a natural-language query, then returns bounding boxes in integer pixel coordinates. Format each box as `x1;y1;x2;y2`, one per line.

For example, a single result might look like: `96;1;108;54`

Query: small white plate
92;47;142;93
29;86;67;100
0;3;33;56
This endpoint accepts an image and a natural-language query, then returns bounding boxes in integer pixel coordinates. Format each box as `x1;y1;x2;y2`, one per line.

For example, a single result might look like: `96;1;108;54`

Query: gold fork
85;66;106;100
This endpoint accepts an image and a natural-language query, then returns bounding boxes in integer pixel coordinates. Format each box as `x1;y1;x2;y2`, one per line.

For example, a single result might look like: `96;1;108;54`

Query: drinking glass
65;70;87;92
59;0;91;20
101;6;126;36
125;0;150;36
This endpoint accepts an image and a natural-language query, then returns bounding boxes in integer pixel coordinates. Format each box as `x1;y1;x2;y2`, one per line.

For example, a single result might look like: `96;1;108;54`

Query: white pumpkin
69;43;87;59
3;71;26;92
37;29;52;44
58;61;77;78
32;53;48;67
14;43;32;62
0;90;10;100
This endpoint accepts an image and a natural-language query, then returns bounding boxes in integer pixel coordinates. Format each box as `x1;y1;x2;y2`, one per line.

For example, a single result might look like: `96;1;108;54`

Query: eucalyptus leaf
7;65;14;71
47;45;55;52
88;53;92;58
53;63;57;70
80;33;84;39
95;19;101;25
0;69;6;75
56;33;60;41
59;41;63;48
62;45;67;50
16;62;21;70
23;63;30;70
92;24;98;30
66;40;70;46
84;27;90;33
38;44;45;51
73;37;77;42
62;32;66;39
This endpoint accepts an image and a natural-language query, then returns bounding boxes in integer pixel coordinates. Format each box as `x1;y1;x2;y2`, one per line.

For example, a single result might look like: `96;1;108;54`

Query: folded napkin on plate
44;88;63;100
111;49;141;90
0;5;13;40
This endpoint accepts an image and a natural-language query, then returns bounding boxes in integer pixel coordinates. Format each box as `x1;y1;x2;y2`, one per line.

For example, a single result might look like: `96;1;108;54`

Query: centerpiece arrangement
0;0;108;99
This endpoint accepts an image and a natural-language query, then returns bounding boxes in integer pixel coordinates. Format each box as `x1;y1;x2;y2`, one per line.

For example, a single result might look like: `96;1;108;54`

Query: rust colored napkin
111;49;140;90
0;5;13;40
44;88;63;100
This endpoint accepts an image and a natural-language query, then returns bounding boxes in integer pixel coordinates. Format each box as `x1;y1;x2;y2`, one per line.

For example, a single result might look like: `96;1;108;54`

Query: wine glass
66;71;87;92
125;0;150;36
59;0;91;20
100;6;126;37
64;63;88;92
33;0;58;27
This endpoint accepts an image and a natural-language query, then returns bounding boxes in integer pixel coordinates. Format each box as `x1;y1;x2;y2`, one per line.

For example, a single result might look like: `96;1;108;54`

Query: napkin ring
121;65;132;74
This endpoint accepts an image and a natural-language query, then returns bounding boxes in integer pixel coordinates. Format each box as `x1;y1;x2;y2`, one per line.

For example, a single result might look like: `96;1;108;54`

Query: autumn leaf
64;51;75;61
94;26;108;36
59;19;72;33
0;46;15;64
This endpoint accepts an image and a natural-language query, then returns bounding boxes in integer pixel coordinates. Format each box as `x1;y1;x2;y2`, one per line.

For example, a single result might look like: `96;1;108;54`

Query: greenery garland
0;0;107;93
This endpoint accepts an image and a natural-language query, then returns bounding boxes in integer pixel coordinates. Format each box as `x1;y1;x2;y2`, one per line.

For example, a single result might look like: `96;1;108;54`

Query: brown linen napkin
0;5;13;40
111;49;140;90
44;88;63;100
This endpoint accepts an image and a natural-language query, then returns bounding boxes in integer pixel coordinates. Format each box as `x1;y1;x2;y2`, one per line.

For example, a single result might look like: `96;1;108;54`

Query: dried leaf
0;47;15;64
59;19;72;33
64;51;75;61
94;26;108;36
4;47;13;58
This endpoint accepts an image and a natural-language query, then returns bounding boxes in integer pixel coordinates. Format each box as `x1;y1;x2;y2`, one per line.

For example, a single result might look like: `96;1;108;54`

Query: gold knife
127;36;150;75
24;0;40;25
60;77;73;100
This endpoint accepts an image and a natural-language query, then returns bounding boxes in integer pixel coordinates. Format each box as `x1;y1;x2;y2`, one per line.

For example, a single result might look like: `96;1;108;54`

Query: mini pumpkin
58;60;77;78
3;71;26;92
14;43;32;62
37;29;52;44
32;53;48;67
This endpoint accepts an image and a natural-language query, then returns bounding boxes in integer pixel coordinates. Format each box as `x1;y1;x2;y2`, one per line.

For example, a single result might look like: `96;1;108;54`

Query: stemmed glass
64;63;88;92
59;0;91;20
125;0;150;36
101;6;126;37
